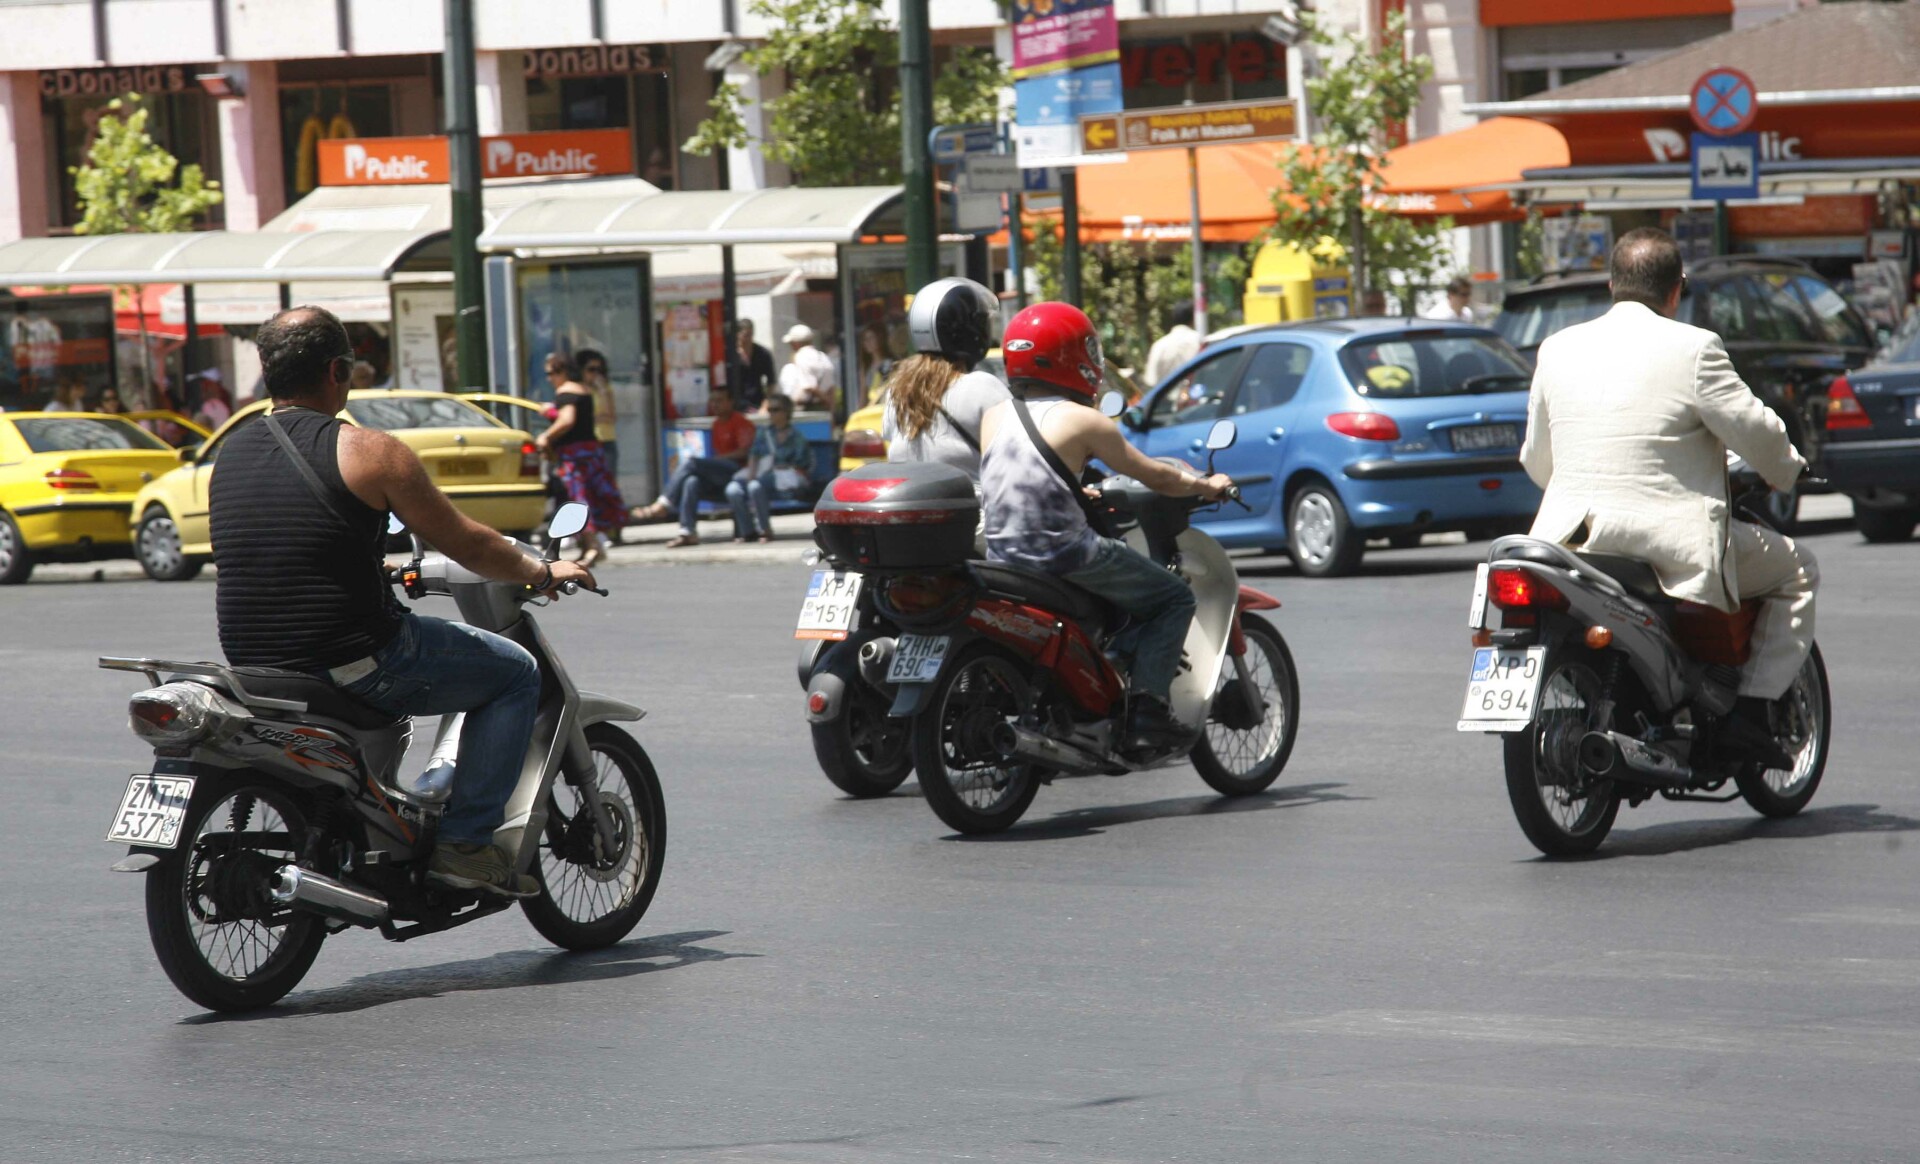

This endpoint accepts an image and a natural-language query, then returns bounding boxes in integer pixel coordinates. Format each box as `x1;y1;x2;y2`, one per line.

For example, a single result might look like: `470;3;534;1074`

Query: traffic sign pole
1188;147;1205;331
1061;168;1083;310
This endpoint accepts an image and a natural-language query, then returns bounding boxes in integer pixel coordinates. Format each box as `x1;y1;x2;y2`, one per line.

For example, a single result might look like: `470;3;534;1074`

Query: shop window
527;73;670;186
44;92;219;230
1502;69;1551;101
1;293;116;411
282;84;396;197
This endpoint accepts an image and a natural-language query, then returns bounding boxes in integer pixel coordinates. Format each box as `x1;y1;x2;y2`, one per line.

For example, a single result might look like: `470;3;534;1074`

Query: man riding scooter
1520;228;1817;765
979;302;1232;748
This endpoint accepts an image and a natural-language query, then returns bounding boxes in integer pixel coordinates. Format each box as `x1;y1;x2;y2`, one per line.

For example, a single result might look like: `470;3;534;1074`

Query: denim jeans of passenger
336;612;541;846
659;457;740;533
723;477;780;537
1061;537;1196;700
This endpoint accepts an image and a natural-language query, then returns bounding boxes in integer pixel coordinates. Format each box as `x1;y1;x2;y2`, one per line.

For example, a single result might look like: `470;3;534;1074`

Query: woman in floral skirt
534;352;626;568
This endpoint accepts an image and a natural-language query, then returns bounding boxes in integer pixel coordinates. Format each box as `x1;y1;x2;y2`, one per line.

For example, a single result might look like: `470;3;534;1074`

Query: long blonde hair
884;353;968;440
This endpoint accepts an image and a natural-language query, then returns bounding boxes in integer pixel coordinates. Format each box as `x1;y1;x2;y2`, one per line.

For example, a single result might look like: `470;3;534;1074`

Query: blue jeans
1062;537;1195;699
336;613;541;846
659;457;740;533
724;477;780;537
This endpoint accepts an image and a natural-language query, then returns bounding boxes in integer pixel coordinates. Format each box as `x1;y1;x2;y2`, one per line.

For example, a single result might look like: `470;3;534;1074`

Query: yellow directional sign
1078;98;1298;154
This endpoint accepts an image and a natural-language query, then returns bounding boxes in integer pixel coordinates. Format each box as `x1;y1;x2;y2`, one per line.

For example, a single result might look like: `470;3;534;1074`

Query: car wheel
1853;502;1918;544
137;508;203;582
1286;484;1363;577
0;511;33;585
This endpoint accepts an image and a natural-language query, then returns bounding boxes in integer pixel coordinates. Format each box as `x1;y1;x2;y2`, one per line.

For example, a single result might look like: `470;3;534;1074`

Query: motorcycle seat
968;561;1118;627
1573;553;1671;603
228;666;406;730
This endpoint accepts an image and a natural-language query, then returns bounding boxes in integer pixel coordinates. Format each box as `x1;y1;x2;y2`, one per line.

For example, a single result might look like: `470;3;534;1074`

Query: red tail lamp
1825;376;1871;431
1326;411;1401;441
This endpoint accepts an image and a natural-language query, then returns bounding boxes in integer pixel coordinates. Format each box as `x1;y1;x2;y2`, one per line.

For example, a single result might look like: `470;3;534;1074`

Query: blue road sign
1022;167;1059;193
1691;132;1760;201
929;124;1000;164
1690;68;1758;137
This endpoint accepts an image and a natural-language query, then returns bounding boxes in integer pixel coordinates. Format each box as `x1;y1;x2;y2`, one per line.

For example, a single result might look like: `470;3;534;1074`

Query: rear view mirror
387;513;407;535
1206;419;1238;451
1120;405;1147;431
177;446;196;464
1097;390;1127;419
548;502;588;542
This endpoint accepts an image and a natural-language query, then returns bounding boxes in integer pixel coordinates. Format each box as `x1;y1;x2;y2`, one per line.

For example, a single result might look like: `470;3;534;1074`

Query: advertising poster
1013;62;1124;168
661;302;712;418
1011;0;1119;80
391;284;457;392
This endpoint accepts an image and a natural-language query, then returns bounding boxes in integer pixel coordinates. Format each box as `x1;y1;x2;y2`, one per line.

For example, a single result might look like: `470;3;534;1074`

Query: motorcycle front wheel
1192;614;1301;795
522;724;667;950
911;643;1040;835
1735;643;1830;818
146;774;326;1012
1502;653;1621;857
811;687;912;798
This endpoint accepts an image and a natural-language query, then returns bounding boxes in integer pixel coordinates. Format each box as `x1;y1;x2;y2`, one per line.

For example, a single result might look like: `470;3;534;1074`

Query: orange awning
1374;117;1569;225
1068;143;1294;243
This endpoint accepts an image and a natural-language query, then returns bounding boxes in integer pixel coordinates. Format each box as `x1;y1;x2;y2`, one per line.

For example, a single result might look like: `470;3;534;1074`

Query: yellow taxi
129;390;546;581
0;411;211;584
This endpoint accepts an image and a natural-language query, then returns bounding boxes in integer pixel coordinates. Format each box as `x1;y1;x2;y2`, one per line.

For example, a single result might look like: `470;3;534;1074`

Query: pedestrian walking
1424;276;1477;323
575;348;620;479
535;351;625;568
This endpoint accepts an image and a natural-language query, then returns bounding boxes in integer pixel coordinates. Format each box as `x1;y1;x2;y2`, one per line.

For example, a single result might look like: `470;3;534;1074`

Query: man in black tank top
211;308;597;897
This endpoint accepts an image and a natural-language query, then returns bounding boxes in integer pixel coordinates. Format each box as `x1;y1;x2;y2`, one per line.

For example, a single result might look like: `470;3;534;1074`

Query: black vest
210;408;403;670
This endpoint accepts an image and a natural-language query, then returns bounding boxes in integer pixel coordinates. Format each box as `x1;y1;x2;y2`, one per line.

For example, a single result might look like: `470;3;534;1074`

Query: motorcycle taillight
1487;566;1567;611
129;683;223;745
884;572;969;615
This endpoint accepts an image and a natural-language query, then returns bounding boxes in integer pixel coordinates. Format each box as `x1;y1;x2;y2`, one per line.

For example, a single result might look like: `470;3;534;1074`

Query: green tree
1267;10;1452;308
686;0;1005;187
70;95;222;235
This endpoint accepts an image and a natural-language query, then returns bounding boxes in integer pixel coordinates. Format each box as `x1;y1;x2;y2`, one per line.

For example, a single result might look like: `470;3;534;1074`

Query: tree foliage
1266;10;1451;307
70;95;222;235
686;0;1005;187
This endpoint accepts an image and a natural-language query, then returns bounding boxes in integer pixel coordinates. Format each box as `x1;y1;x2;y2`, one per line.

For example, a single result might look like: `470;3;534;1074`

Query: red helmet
1002;301;1103;400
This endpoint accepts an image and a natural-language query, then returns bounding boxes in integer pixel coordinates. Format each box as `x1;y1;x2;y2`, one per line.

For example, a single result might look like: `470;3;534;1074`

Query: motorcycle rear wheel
1735;643;1830;818
811;688;912;798
1192;615;1300;795
522;724;667;950
146;774;326;1012
1502;655;1621;857
911;643;1040;834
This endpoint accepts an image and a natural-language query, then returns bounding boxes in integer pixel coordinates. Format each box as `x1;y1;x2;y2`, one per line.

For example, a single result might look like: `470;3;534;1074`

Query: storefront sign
1079;98;1297;154
40;65;199;99
1118;38;1287;91
523;45;667;80
319;129;632;186
1691;132;1760;201
1011;0;1119;80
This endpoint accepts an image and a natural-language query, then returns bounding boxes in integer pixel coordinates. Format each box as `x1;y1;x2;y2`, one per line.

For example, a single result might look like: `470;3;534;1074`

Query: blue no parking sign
1691;68;1758;137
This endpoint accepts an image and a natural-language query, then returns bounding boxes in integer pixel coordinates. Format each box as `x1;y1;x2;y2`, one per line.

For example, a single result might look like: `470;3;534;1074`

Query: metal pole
720;243;737;396
181;284;198;394
444;0;485;392
1187;146;1206;331
1713;199;1730;255
1061;167;1082;309
277;283;291;311
899;0;937;288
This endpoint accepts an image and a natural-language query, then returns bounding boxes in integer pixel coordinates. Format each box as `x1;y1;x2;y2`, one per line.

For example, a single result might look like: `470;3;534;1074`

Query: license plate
1457;646;1547;732
887;634;951;684
795;569;863;641
437;459;489;477
105;773;195;849
1451;423;1519;452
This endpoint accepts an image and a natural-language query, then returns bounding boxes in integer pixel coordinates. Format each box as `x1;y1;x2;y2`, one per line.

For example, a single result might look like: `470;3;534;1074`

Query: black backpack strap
262;412;356;527
1009;398;1116;537
938;405;980;452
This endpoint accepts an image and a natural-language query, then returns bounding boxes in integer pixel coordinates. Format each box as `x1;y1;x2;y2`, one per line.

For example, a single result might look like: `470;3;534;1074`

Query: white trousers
1730;520;1818;700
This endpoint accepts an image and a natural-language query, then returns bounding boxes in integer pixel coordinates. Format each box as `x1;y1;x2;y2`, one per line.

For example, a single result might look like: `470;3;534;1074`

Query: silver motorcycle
1458;467;1829;857
99;504;666;1012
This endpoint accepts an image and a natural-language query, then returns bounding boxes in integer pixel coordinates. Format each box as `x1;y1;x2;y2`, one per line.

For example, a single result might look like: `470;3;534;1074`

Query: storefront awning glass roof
0;229;449;286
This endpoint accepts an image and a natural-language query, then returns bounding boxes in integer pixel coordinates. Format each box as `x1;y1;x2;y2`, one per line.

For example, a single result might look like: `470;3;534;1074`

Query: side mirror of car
1120;405;1147;431
1205;419;1239;451
177;446;197;464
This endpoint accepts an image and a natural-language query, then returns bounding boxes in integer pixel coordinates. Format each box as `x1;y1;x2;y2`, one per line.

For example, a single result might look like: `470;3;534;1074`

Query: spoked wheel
522;724;666;950
136;508;203;582
145;776;325;1012
1192;614;1300;795
1735;643;1830;818
1502;656;1621;857
811;687;912;798
911;643;1040;834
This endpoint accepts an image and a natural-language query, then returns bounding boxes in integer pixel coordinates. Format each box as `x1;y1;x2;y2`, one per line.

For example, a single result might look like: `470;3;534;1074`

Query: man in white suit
1520;227;1816;757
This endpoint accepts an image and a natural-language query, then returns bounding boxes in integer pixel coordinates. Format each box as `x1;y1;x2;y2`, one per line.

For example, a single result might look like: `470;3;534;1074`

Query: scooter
858;418;1301;834
1458;466;1830;857
98;504;666;1012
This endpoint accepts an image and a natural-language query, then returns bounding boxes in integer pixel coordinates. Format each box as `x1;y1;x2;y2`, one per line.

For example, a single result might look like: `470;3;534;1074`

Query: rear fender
1492;554;1691;711
796;638;828;690
1229;585;1283;655
804;640;864;724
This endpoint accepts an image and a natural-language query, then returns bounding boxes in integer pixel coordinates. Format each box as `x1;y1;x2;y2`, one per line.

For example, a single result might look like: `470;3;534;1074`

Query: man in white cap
778;323;837;411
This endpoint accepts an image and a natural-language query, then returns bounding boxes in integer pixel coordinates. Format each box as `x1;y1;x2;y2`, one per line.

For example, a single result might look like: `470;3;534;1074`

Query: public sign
318;129;633;186
1013;60;1125;168
963;154;1023;194
1690;132;1760;201
1690;68;1758;137
1010;0;1120;81
929;124;1000;165
1079;98;1297;155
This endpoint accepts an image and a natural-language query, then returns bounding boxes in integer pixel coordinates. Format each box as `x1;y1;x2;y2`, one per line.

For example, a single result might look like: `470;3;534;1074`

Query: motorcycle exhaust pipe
990;721;1108;775
270;865;390;927
1579;730;1694;787
857;637;896;687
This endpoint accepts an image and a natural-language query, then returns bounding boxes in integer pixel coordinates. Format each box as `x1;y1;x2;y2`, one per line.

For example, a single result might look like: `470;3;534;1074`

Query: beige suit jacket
1520;301;1805;612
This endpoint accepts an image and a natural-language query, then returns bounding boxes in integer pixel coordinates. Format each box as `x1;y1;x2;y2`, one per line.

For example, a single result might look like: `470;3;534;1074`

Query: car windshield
1494;284;1611;352
13;416;171;453
1340;333;1532;399
344;395;499;431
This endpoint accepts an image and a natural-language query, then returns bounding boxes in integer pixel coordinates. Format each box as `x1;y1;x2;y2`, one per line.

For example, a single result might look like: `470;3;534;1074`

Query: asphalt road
6;511;1920;1162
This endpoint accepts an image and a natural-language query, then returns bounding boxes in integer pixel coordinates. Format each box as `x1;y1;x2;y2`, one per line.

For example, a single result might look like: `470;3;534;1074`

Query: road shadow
1794;515;1854;540
1236;554;1484;580
181;930;754;1022
948;781;1362;842
1555;803;1920;860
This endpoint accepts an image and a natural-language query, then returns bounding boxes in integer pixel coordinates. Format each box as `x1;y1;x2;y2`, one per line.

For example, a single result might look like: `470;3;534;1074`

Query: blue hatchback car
1121;318;1541;576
